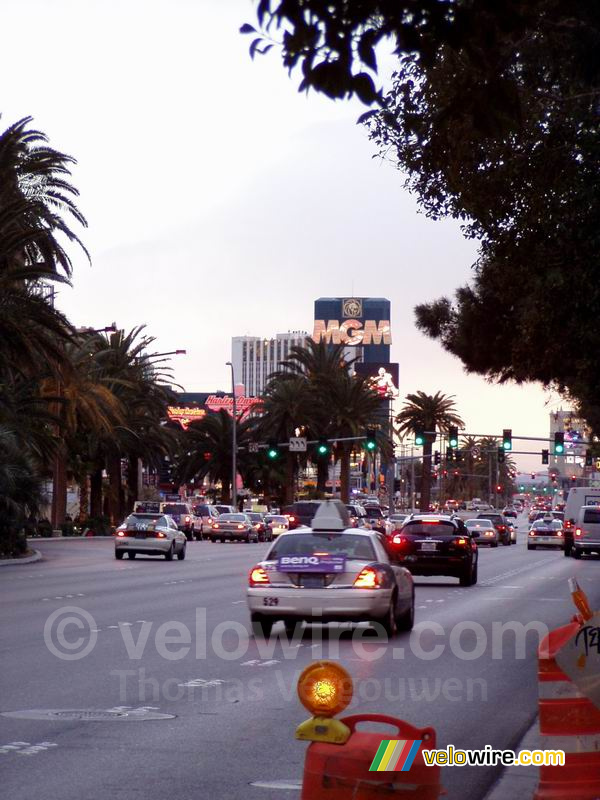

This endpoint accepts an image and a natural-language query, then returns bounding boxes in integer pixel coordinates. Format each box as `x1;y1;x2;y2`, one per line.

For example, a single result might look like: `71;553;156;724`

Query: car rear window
193;505;210;515
247;513;262;521
403;521;458;537
162;504;187;515
124;513;162;527
533;520;561;529
270;533;375;560
365;507;384;518
220;514;246;522
583;509;600;524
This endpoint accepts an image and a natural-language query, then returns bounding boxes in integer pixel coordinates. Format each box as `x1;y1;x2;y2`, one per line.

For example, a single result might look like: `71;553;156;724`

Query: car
345;503;368;528
363;505;387;534
385;513;409;536
247;500;414;638
475;512;511;546
265;514;289;538
215;504;236;516
191;502;220;541
508;521;517;544
114;513;187;560
160;501;197;541
209;513;259;543
530;510;564;525
281;501;322;529
570;505;600;558
527;517;564;550
465;518;498;547
502;507;518;519
246;511;271;542
389;514;479;586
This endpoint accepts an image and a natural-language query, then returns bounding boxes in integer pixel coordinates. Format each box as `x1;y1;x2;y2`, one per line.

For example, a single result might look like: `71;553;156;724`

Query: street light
225;361;237;510
149;350;187;358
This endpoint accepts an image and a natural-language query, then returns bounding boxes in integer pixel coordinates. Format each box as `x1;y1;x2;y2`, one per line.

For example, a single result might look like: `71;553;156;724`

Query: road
1;514;598;800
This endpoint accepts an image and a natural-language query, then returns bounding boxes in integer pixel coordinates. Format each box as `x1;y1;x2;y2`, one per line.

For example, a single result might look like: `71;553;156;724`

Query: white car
115;513;187;560
247;501;414;638
528;518;564;550
264;514;289;538
465;519;498;547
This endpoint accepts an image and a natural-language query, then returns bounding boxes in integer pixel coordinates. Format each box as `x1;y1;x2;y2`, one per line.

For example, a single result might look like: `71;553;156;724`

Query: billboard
313;297;391;363
355;362;399;400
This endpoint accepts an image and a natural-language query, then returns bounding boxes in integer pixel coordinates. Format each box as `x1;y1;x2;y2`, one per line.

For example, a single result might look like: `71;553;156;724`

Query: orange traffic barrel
535;622;600;799
301;713;441;799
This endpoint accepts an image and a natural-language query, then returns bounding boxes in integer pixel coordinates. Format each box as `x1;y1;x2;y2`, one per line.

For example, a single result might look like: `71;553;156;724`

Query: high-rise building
231;331;309;397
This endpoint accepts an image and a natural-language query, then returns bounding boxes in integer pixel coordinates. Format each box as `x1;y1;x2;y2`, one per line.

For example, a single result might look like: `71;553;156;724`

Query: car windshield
267;516;287;524
583;509;600;524
269;533;375;560
124;513;162;527
403;521;458;537
390;514;407;521
220;514;247;522
193;505;210;515
533;520;562;529
162;504;187;515
466;519;491;528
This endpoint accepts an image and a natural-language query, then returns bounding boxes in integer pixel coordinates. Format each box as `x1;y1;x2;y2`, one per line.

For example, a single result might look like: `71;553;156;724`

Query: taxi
246;500;414;639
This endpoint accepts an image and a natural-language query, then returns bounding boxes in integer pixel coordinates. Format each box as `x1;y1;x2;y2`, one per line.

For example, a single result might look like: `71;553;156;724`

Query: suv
160;502;197;541
281;501;321;529
570;505;600;558
363;504;387;534
389;515;478;586
192;503;220;541
476;512;511;546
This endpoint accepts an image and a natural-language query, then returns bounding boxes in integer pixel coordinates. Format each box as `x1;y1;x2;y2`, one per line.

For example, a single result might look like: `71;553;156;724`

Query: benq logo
280;556;319;566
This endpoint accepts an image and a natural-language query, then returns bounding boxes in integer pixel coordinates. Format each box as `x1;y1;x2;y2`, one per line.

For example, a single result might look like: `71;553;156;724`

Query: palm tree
396;392;463;511
0;425;43;557
273;338;352;382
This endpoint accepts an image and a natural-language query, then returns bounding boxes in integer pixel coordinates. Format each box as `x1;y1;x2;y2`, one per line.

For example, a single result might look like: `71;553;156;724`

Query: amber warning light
296;661;353;744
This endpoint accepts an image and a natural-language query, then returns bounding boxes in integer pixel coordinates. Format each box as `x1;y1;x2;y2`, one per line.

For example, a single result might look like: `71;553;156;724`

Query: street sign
289;437;307;452
248;442;259;453
471;447;481;458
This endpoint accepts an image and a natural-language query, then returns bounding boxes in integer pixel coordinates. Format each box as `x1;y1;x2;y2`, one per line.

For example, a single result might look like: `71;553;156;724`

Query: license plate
420;542;437;552
263;597;279;606
301;575;325;588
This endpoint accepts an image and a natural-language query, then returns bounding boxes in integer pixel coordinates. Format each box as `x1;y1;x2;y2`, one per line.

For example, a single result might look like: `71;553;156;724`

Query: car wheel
127;551;136;559
165;543;174;561
115;550;124;559
177;543;186;560
491;542;498;548
250;613;274;638
573;548;582;559
195;531;203;542
283;618;302;637
395;589;415;632
470;561;478;585
527;545;536;550
459;563;473;586
373;598;398;638
502;537;510;546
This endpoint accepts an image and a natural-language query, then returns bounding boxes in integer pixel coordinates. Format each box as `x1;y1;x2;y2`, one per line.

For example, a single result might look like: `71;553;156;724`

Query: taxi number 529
263;597;279;607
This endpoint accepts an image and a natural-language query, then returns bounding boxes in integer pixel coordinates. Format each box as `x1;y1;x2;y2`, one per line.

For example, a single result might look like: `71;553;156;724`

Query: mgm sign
312;318;392;346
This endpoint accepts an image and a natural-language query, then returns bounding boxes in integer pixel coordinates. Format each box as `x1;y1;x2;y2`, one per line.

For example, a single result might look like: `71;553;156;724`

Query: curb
0;549;43;567
484;718;541;800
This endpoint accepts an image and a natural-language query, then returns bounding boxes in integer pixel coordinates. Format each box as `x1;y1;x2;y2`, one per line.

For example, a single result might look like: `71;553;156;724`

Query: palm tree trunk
90;468;103;518
340;445;351;503
284;452;295;504
51;445;67;528
420;442;432;512
316;459;328;495
107;454;122;525
79;474;89;522
126;456;139;513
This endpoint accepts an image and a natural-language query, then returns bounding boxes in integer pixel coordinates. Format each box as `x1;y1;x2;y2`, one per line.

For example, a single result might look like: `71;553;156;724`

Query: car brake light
565;519;572;528
454;537;468;546
185;516;190;522
249;566;270;586
157;532;167;538
288;516;296;522
529;531;536;537
237;523;245;529
392;534;406;545
575;528;582;536
117;530;125;537
353;567;381;589
557;531;563;537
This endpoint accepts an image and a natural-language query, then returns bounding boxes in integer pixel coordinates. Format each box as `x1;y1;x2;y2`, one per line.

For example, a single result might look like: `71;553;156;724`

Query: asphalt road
1;513;598;800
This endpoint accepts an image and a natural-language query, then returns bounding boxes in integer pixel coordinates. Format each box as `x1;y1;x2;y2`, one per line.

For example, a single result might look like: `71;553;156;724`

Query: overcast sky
3;0;563;471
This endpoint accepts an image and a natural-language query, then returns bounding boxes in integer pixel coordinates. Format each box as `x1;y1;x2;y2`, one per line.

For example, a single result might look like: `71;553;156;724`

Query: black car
246;512;271;542
389;515;478;586
281;501;321;529
475;513;511;546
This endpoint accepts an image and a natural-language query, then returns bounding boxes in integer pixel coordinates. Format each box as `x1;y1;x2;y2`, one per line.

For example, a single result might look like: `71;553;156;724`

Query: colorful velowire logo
369;740;422;772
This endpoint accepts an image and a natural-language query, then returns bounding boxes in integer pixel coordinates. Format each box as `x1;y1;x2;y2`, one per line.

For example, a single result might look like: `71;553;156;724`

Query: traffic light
446;448;455;463
541;449;549;465
448;426;459;449
414;427;425;446
497;447;505;464
365;429;377;452
586;449;593;466
502;429;512;451
554;432;565;455
434;451;441;465
267;440;280;460
455;450;463;463
571;474;577;483
316;437;330;457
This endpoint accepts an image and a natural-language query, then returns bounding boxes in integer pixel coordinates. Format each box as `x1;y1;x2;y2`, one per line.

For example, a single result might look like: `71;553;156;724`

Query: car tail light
117;530;126;537
529;531;536;537
353;567;382;589
392;534;407;545
497;525;506;531
565;519;573;529
249;566;270;586
557;531;563;537
185;516;191;523
213;523;220;529
254;524;260;529
157;531;167;538
454;537;468;546
575;528;582;537
237;523;245;529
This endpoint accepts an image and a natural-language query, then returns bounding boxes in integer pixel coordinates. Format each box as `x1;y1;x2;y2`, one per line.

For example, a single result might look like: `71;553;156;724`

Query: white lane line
232;600;245;604
495;585;522;589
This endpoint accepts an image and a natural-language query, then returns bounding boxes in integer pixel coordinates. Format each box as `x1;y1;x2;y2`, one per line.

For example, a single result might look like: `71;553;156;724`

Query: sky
2;0;564;472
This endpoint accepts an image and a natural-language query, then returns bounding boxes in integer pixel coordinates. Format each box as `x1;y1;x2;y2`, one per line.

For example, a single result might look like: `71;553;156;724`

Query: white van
572;505;600;558
564;488;600;556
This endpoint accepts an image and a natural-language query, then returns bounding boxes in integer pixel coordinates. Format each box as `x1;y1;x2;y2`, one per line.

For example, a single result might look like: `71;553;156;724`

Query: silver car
247;502;414;638
209;513;259;543
114;513;187;560
465;518;498;547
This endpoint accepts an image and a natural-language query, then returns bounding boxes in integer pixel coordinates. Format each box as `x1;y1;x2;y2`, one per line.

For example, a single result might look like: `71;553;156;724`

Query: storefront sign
167;406;207;431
